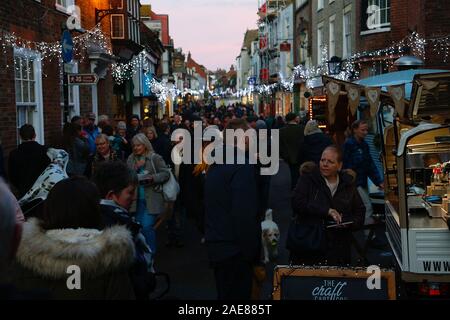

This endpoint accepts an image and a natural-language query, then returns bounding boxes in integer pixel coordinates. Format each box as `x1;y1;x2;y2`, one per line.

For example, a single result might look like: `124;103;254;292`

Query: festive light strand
0;24;111;63
110;32;449;101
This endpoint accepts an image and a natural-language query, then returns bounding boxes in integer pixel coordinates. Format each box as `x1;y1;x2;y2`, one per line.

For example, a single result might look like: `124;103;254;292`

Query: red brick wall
356;0;450;70
0;0;116;170
422;0;450;69
0;48;16;153
0;0;68;157
77;0;114;118
150;13;170;46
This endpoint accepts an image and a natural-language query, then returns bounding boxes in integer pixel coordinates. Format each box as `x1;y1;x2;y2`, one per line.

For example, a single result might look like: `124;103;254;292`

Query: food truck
380;72;450;297
323;71;450;298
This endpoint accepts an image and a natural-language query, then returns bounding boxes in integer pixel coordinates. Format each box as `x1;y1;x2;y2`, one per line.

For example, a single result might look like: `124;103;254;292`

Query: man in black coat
204;119;260;300
8;125;50;198
279;113;305;189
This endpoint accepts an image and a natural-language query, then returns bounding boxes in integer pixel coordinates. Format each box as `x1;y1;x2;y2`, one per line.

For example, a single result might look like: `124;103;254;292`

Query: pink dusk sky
141;0;259;71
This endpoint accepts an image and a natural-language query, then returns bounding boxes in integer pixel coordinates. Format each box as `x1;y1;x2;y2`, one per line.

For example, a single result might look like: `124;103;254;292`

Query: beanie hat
117;121;127;130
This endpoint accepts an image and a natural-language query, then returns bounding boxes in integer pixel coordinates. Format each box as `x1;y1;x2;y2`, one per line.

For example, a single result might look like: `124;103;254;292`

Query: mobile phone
326;221;354;229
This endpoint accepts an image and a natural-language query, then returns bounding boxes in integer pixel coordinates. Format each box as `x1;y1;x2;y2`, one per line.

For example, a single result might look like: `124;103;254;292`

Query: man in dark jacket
126;114;142;142
343;120;384;222
279;113;305;189
83;112;100;157
8;124;50;198
204;119;260;300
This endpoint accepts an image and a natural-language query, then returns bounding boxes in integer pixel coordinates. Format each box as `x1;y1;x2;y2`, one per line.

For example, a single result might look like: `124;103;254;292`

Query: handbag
149;154;180;202
286;218;326;255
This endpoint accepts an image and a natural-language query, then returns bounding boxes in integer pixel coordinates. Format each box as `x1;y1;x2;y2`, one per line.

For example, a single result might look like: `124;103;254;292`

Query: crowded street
1;0;450;307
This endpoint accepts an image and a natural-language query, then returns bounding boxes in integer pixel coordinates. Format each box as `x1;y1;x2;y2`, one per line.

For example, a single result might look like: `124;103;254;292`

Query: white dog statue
18;148;69;207
261;209;280;264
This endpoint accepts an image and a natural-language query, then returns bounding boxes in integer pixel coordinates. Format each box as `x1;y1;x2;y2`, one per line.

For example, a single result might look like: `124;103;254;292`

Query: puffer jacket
12;218;136;300
343;136;383;189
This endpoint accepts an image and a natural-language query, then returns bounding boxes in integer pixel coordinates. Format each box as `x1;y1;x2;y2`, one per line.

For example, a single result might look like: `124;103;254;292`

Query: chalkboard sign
273;266;396;300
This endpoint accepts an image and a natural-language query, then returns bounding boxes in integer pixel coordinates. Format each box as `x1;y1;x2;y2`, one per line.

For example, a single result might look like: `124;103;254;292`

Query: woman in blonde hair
127;133;170;253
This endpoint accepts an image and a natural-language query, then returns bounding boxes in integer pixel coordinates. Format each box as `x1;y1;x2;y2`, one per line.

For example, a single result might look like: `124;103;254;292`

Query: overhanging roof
409;72;450;121
355;69;447;100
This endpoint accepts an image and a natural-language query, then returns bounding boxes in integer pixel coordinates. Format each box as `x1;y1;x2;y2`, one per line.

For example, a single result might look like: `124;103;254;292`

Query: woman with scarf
127;133;170;254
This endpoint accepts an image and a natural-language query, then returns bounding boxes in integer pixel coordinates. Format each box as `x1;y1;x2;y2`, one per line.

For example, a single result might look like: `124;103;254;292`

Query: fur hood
16;218;135;280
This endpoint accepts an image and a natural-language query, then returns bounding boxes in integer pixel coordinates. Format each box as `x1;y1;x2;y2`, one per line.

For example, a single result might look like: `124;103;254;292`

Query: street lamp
327;56;343;75
394;56;425;71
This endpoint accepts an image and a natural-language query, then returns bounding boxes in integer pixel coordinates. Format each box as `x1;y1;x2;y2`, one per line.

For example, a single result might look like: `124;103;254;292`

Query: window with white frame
362;0;390;32
317;23;324;64
60;62;80;125
128;19;140;44
369;0;390;27
127;0;132;13
55;0;75;12
329;16;336;58
135;0;140;18
14;49;43;145
318;0;324;11
343;8;352;58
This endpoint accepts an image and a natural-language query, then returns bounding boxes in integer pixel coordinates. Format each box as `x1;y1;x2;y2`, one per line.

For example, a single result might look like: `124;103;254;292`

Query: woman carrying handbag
127;134;170;254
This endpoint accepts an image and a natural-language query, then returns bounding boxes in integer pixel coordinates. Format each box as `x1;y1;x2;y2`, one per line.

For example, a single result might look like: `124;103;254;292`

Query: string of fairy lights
0;24;111;73
0;26;448;102
147;32;435;101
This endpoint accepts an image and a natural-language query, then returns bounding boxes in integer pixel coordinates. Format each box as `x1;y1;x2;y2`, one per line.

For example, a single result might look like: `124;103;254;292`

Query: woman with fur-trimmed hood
12;177;136;300
290;146;365;266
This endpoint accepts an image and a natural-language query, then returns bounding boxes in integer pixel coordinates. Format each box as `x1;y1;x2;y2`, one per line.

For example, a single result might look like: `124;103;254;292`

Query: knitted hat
304;120;322;136
117;121;127;130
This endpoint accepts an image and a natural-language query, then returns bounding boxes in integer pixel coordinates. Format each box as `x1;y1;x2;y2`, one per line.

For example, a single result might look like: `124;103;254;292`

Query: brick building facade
356;0;450;77
0;0;114;167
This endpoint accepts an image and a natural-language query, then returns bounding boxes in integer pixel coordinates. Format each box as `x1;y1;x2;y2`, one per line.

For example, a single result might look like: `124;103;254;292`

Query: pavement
152;160;394;300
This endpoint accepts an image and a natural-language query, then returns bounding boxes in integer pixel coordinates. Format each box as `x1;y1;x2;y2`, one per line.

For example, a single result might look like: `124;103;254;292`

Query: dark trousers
213;255;253;300
167;198;184;243
289;164;300;190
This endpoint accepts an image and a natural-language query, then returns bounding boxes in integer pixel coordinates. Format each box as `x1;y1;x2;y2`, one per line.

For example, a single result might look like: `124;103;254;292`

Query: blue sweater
343;136;383;189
